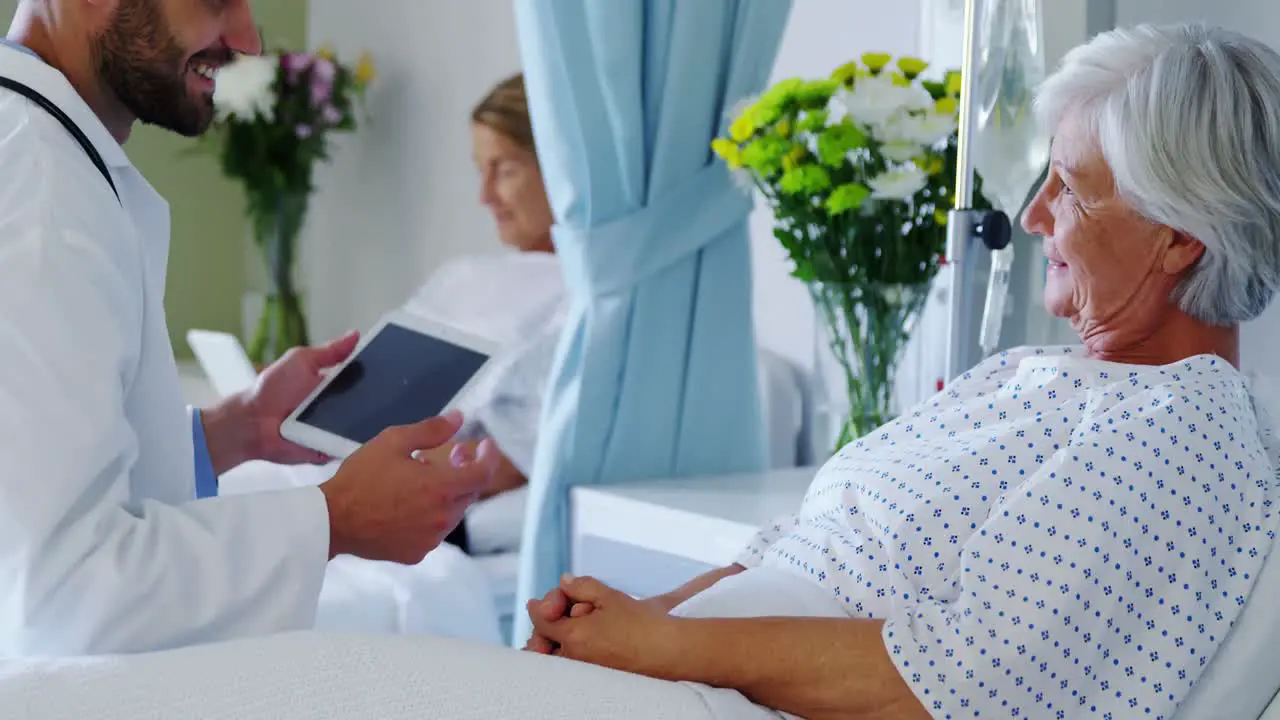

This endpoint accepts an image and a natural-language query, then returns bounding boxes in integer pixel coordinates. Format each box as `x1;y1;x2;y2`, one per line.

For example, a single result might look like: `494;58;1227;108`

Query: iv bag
970;0;1051;354
972;0;1050;215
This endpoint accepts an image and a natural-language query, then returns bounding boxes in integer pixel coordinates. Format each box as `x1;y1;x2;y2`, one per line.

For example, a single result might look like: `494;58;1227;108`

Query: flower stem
247;189;310;366
814;279;930;454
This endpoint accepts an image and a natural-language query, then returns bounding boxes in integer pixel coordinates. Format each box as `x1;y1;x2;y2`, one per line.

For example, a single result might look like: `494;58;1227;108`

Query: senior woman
521;22;1280;720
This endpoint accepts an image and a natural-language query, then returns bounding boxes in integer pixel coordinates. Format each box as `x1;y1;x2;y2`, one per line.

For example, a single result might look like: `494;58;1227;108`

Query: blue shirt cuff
191;409;218;499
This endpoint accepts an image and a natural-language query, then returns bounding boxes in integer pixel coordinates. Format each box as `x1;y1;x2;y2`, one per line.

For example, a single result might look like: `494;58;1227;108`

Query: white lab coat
0;45;329;655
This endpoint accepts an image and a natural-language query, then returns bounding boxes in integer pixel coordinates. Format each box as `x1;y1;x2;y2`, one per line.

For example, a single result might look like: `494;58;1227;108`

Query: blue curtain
511;0;792;643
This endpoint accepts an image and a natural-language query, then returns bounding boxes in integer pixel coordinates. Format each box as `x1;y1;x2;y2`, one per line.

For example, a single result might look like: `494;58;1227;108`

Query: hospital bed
22;270;1280;716
0;368;1273;718
52;341;1280;718
0;484;1278;720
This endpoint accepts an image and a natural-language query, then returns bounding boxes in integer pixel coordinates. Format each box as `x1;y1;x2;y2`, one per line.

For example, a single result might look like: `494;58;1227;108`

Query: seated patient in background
521;23;1280;719
408;73;567;556
422;72;560;514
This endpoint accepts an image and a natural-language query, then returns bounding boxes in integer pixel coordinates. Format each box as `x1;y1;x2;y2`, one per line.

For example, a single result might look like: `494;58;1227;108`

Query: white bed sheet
473;551;520;610
218;461;505;644
317;548;501;644
472;551;521;643
0;631;747;720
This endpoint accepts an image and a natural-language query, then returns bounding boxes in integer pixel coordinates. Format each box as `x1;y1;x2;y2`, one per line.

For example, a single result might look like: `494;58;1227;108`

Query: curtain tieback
554;162;752;297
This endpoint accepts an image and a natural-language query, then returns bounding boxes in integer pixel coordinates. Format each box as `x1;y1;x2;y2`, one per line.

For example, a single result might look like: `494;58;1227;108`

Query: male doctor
0;0;498;656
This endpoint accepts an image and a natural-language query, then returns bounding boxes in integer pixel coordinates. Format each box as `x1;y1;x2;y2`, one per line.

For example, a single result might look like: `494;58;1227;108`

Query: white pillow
465;487;528;556
404;252;566;348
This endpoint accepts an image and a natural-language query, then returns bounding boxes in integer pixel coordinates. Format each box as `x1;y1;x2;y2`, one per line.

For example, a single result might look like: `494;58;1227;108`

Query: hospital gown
737;345;1279;719
456;303;565;481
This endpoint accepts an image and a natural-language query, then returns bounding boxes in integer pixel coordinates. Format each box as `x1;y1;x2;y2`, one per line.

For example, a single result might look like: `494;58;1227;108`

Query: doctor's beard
92;0;226;137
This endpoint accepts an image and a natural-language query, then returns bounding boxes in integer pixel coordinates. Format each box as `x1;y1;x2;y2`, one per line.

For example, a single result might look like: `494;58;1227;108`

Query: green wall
0;0;310;359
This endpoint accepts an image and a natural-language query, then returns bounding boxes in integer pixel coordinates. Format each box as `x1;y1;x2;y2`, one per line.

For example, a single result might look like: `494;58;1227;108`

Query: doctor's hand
319;411;497;564
245;330;362;465
201;331;361;473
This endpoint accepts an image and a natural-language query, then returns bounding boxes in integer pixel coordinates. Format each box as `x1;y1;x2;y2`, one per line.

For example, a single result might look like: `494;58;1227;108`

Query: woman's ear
1162;229;1206;276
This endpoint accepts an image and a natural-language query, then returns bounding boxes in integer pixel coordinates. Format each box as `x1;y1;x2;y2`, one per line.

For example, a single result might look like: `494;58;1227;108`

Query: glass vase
811;280;932;454
246;189;311;367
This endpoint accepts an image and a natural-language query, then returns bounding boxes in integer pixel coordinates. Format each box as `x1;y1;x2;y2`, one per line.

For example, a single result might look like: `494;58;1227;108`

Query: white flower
213;55;278;122
877;110;957;148
828;84;893;128
900;86;935;113
880;141;920;163
828;75;934;128
915;111;959;145
868;165;928;200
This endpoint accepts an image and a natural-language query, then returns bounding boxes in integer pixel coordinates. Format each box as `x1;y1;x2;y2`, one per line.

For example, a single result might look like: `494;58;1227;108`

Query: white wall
302;0;520;342
1116;0;1277;30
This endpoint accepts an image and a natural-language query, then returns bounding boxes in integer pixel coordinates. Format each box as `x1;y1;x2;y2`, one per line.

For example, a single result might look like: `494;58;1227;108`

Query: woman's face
471;122;555;253
1020;113;1203;341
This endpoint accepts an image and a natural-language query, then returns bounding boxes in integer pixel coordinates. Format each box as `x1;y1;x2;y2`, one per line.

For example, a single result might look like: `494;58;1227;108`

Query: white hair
1035;22;1280;326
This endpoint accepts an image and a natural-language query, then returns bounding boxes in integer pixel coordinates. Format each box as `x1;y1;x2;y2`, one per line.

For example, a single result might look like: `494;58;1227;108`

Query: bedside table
569;466;817;599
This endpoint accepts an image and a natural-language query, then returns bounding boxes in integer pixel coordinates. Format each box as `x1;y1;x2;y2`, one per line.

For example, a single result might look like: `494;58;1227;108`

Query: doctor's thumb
383;411;465;453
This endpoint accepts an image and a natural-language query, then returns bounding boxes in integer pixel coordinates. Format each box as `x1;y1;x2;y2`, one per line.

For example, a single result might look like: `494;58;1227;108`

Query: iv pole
943;0;1013;384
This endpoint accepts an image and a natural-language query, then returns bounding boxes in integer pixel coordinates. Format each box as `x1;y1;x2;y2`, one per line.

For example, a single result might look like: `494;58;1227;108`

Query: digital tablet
280;310;500;459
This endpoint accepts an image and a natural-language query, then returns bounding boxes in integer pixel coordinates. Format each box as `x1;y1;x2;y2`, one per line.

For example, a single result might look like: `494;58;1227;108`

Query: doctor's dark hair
1035;23;1280;326
471;73;535;154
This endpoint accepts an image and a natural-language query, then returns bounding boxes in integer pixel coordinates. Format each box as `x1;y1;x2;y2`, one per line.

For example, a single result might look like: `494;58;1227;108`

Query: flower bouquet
712;53;991;451
206;47;375;366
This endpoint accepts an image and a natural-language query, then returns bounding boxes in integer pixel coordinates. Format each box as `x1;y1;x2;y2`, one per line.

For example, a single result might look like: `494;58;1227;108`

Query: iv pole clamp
943;0;1014;385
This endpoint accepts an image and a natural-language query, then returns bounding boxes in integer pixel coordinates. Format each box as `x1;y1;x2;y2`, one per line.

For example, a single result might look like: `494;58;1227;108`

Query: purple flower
310;57;336;107
281;52;310;84
296;124;313;139
321;105;342;126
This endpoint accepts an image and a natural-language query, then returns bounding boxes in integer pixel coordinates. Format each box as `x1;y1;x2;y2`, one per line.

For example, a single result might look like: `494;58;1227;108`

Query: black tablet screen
296;323;489;444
